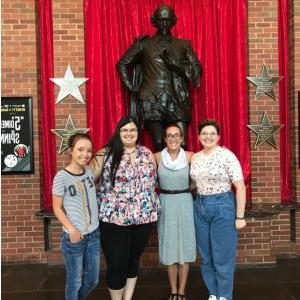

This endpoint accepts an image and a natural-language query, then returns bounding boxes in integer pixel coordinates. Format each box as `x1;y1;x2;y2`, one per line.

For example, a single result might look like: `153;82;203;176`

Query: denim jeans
194;191;237;300
61;228;100;300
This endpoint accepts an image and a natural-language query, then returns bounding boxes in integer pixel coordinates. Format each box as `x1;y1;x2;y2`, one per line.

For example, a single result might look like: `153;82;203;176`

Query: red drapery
278;0;292;203
84;0;251;200
37;0;56;211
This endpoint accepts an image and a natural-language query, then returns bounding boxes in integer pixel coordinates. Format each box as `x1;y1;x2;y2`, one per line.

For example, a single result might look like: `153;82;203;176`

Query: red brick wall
45;0;87;263
297;211;300;252
290;0;300;253
1;0;300;264
248;0;282;204
1;0;46;262
292;0;300;202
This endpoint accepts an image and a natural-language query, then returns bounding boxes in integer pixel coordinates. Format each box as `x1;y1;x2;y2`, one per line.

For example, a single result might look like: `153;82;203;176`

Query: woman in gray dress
154;124;196;300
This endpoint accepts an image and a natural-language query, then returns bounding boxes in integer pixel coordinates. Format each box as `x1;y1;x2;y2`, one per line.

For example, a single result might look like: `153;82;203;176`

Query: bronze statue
117;4;202;150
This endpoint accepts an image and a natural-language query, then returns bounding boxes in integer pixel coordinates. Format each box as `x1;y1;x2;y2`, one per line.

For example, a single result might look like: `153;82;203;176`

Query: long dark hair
105;116;139;186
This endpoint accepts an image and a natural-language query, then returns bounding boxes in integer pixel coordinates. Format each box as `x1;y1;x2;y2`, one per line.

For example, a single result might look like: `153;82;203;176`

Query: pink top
190;146;243;195
98;145;160;226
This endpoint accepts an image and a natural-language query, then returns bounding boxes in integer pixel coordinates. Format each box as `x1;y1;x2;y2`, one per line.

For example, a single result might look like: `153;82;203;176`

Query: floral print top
190;146;243;195
98;145;160;226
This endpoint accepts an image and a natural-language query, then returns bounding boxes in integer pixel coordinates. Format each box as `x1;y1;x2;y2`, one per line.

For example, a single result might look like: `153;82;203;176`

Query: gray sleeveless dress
157;158;196;265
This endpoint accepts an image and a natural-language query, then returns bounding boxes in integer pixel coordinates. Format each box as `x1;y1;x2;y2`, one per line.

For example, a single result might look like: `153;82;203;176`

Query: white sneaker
208;296;217;300
219;297;227;300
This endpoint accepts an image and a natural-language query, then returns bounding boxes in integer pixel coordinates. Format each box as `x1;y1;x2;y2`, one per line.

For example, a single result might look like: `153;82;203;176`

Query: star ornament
247;111;284;150
51;114;89;153
50;65;88;104
247;65;283;101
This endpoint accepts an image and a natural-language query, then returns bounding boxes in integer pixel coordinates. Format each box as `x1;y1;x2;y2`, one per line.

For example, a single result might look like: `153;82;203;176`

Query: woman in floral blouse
190;119;246;300
90;116;159;300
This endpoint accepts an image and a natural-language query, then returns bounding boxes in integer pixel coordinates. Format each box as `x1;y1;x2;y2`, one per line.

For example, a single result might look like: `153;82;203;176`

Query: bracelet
236;216;245;220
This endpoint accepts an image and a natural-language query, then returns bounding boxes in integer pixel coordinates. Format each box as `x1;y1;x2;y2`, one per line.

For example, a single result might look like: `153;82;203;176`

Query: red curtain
278;0;292;203
84;0;251;200
37;0;56;211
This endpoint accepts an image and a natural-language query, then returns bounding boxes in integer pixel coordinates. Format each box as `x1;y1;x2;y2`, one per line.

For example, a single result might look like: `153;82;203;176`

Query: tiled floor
2;259;300;300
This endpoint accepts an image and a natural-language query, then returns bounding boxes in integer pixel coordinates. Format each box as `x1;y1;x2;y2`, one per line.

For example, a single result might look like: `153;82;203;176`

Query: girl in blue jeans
190;120;246;300
53;133;100;300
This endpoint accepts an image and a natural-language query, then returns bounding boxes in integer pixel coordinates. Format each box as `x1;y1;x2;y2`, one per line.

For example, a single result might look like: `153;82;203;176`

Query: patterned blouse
98;145;160;226
190;146;243;195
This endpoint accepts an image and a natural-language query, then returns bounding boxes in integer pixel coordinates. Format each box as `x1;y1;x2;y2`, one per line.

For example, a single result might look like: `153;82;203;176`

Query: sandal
168;293;178;300
177;294;186;300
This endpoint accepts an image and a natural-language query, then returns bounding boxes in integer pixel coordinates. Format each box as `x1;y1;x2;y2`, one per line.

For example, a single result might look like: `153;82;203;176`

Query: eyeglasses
166;133;181;140
120;128;138;134
200;132;218;137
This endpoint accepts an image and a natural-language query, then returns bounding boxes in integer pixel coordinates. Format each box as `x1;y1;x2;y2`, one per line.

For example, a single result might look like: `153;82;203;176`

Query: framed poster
1;96;34;174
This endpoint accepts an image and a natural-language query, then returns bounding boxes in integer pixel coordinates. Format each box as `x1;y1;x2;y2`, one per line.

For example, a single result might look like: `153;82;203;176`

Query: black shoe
168;293;178;300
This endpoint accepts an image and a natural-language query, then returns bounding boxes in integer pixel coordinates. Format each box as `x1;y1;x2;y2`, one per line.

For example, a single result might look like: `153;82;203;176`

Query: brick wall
292;0;300;202
45;0;88;263
1;0;300;264
297;211;300;252
290;0;300;253
248;0;282;204
1;1;46;262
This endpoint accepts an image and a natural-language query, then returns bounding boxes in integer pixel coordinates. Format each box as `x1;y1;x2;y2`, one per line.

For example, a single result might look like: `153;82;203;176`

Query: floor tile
2;291;65;300
3;274;46;292
2;262;300;300
234;282;295;300
279;282;300;300
235;263;300;284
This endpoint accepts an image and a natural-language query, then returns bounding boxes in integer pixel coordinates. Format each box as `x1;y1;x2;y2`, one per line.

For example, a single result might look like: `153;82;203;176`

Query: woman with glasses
154;124;196;300
90;116;160;300
190;119;246;300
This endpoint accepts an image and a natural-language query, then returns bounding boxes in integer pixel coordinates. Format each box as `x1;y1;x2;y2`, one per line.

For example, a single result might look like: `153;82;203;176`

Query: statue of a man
117;4;202;150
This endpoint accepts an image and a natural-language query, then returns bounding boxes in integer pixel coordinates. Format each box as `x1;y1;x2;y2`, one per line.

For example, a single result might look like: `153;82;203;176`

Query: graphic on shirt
75;179;92;230
68;185;76;196
52;168;98;234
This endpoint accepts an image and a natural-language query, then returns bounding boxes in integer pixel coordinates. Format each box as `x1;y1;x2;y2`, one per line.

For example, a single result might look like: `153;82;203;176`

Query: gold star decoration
246;65;283;101
51;114;89;153
50;65;88;104
247;111;283;150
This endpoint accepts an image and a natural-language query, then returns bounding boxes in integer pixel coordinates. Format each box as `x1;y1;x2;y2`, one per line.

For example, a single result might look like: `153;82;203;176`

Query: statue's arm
185;42;203;87
161;41;202;86
116;36;146;91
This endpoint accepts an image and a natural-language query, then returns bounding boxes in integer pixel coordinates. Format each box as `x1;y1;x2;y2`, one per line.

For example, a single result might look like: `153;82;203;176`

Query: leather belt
160;188;190;194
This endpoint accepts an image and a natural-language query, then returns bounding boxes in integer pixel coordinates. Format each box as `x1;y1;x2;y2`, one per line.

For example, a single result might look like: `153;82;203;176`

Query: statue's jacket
117;33;202;121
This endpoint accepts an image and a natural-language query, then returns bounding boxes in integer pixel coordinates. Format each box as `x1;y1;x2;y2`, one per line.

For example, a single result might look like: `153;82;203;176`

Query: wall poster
1;96;34;174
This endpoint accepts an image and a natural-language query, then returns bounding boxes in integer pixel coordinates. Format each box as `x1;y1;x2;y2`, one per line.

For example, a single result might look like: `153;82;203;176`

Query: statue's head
151;5;177;36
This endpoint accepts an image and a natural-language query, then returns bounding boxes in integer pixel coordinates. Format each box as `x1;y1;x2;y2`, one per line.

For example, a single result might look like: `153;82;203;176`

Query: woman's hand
150;152;157;169
89;148;107;179
235;218;246;230
53;195;83;243
68;226;83;243
233;179;246;230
